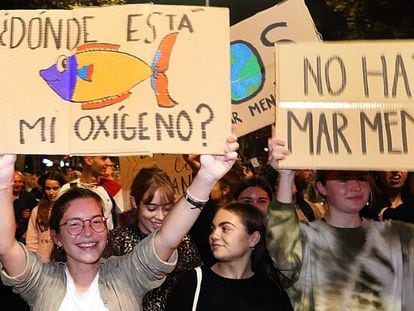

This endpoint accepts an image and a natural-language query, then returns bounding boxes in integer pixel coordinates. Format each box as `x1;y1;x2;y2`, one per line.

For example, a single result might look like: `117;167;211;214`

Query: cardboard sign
275;40;414;170
0;4;230;155
119;154;193;211
230;0;319;137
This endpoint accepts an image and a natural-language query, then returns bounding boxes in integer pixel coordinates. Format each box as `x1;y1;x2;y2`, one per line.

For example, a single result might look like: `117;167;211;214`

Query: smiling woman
166;202;292;311
266;131;414;310
105;166;202;311
0;132;239;310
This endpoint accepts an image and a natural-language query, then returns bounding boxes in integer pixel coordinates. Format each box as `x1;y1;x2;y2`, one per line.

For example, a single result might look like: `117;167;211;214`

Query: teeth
79;242;96;248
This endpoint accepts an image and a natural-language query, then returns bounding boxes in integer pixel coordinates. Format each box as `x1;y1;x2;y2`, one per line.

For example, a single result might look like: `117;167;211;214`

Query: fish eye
56;55;68;73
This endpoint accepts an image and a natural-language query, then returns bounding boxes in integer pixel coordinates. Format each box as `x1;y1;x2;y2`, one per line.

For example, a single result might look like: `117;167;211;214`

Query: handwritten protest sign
275;40;414;170
230;0;319;137
0;4;230;155
120;154;193;211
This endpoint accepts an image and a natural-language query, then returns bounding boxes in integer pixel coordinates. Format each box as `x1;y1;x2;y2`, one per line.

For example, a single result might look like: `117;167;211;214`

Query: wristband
183;189;208;210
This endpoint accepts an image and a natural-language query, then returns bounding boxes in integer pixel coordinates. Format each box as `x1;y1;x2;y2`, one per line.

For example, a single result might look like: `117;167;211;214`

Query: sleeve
25;206;39;253
266;199;303;287
110;230;177;297
165;268;197;311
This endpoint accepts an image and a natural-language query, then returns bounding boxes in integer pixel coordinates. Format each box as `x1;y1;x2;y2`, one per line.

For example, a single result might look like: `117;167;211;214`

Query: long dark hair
216;202;284;289
36;170;66;231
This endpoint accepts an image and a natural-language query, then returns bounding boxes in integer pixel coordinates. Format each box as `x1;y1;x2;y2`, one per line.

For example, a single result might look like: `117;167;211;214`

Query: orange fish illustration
39;32;178;109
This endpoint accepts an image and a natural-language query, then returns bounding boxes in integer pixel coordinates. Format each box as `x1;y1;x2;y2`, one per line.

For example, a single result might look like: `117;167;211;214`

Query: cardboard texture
230;0;319;137
119;154;193;211
275;40;414;170
0;4;230;155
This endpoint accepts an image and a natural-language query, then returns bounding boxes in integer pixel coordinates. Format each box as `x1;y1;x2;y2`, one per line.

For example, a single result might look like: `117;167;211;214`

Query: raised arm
0;154;27;276
154;134;239;261
266;126;302;285
267;133;295;201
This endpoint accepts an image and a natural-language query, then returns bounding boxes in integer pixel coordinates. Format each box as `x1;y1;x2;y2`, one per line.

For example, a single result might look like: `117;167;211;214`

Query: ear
51;230;62;247
315;181;327;196
130;195;138;209
222;185;231;197
248;231;261;248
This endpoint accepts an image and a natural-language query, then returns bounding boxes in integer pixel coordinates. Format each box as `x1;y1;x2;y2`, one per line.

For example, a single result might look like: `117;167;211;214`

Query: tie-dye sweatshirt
266;200;414;311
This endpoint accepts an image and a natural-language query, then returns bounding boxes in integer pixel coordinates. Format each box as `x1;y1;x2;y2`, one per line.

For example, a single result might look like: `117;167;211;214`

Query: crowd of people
1;128;414;310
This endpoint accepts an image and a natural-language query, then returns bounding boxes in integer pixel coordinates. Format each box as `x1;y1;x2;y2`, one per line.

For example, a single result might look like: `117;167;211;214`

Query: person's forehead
63;197;102;217
14;172;24;180
239;186;269;198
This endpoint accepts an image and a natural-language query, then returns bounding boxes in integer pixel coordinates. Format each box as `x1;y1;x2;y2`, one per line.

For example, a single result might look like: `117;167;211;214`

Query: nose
210;228;219;240
348;179;362;190
155;209;166;221
82;220;94;236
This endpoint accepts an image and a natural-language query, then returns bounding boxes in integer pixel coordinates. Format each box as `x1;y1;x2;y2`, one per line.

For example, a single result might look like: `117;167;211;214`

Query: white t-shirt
58;268;108;311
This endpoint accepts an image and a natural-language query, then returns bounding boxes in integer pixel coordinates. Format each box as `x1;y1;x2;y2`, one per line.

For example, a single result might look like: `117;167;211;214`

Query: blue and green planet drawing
230;40;265;105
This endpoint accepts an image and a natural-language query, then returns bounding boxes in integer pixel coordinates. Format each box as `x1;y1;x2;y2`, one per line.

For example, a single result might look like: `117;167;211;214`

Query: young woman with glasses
0;133;238;311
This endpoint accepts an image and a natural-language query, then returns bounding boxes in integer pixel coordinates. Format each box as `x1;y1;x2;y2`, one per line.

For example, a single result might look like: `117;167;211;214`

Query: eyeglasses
59;215;107;236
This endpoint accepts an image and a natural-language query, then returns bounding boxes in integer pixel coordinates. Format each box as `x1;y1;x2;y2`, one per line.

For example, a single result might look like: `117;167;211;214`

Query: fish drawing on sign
39;32;178;110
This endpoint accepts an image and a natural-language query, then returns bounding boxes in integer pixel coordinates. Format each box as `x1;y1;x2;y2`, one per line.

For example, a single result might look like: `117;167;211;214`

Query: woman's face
209;209;259;262
316;171;371;215
137;189;173;234
55;197;107;266
45;179;61;202
237;186;270;213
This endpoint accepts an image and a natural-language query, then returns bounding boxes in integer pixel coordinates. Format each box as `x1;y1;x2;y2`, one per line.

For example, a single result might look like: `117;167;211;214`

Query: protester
13;171;38;243
105;166;201;311
189;160;245;266
166;202;292;311
0;134;238;310
265;130;414;310
26;170;67;262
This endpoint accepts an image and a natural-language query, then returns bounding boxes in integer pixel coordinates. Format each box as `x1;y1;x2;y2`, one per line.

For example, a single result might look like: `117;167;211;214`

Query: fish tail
152;32;178;108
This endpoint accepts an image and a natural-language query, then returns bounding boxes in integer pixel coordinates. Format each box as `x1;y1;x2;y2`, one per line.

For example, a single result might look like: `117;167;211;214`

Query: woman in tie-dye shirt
265;135;414;311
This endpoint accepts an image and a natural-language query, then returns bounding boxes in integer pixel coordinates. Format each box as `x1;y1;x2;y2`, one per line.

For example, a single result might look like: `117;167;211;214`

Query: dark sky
126;0;281;25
